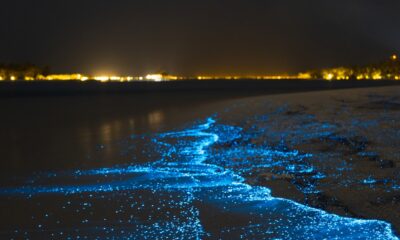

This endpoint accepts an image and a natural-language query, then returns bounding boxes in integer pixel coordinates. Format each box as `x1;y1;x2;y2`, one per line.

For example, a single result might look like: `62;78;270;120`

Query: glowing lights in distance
145;74;163;82
144;74;178;81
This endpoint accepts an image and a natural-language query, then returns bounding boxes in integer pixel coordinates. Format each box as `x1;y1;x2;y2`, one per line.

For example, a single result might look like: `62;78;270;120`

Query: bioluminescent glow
0;118;398;239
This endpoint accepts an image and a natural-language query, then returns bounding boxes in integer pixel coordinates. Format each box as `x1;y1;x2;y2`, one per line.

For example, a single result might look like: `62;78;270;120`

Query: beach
0;82;399;238
213;86;400;234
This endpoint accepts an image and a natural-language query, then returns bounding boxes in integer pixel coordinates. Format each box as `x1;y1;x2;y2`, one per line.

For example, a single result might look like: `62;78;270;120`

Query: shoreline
1;80;400;97
212;86;400;234
0;84;399;237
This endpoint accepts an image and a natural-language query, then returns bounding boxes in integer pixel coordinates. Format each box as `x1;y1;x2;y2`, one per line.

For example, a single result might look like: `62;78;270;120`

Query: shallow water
0;117;398;239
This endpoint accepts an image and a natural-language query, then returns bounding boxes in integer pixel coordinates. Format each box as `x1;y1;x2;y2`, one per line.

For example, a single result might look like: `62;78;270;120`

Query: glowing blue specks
0;117;398;239
363;176;378;185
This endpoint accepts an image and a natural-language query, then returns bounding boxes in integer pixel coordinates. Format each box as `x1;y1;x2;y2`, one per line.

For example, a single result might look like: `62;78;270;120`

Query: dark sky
2;0;400;75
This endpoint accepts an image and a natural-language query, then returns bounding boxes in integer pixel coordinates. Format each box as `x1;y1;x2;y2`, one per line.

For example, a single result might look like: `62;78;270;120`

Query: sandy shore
0;85;399;238
211;85;400;234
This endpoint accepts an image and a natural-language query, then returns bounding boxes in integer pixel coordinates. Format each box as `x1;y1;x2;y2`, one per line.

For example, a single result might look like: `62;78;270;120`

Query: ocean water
0;117;398;239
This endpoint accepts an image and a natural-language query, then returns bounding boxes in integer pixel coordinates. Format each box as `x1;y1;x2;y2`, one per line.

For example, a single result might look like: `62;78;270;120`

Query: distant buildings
145;73;178;81
1;55;399;82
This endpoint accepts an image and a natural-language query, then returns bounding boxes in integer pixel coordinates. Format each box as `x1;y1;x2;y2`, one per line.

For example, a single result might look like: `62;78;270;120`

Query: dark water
0;93;398;239
0;93;234;176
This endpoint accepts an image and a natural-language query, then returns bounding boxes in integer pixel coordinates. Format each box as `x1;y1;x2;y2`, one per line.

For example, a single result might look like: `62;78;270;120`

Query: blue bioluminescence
0;117;398;239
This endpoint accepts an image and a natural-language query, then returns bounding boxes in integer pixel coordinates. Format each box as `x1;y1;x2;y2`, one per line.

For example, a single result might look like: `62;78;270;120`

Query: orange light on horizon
372;71;383;80
38;74;86;81
93;76;110;82
322;73;334;81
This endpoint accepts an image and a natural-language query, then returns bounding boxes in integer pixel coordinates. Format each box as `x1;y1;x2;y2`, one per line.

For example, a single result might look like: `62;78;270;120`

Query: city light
196;75;307;80
0;72;399;82
372;71;383;80
0;54;399;82
93;76;110;82
323;73;334;81
145;74;163;81
297;73;312;79
109;76;121;81
38;74;86;81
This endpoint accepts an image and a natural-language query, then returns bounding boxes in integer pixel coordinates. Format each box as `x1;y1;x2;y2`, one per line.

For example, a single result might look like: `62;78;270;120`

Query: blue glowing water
0;118;398;239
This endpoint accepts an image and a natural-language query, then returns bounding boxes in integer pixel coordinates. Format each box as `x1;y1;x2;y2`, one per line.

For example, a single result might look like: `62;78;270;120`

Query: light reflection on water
0;106;171;176
147;110;165;130
0;117;398;239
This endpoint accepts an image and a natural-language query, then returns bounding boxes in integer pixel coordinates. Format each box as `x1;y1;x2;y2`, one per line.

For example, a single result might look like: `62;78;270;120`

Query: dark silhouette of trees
0;63;49;80
303;55;400;80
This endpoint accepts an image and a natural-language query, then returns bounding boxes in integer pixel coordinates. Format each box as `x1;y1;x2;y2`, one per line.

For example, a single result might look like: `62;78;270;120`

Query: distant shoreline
1;80;400;97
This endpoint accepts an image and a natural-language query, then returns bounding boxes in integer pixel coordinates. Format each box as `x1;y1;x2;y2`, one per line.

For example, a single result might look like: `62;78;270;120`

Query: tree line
0;63;50;80
304;56;400;80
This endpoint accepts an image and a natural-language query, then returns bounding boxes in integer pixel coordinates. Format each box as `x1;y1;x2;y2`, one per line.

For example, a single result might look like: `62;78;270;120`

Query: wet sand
0;83;399;238
212;86;400;234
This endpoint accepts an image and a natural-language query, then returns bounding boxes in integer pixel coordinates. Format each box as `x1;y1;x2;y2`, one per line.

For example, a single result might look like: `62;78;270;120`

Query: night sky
2;0;400;76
